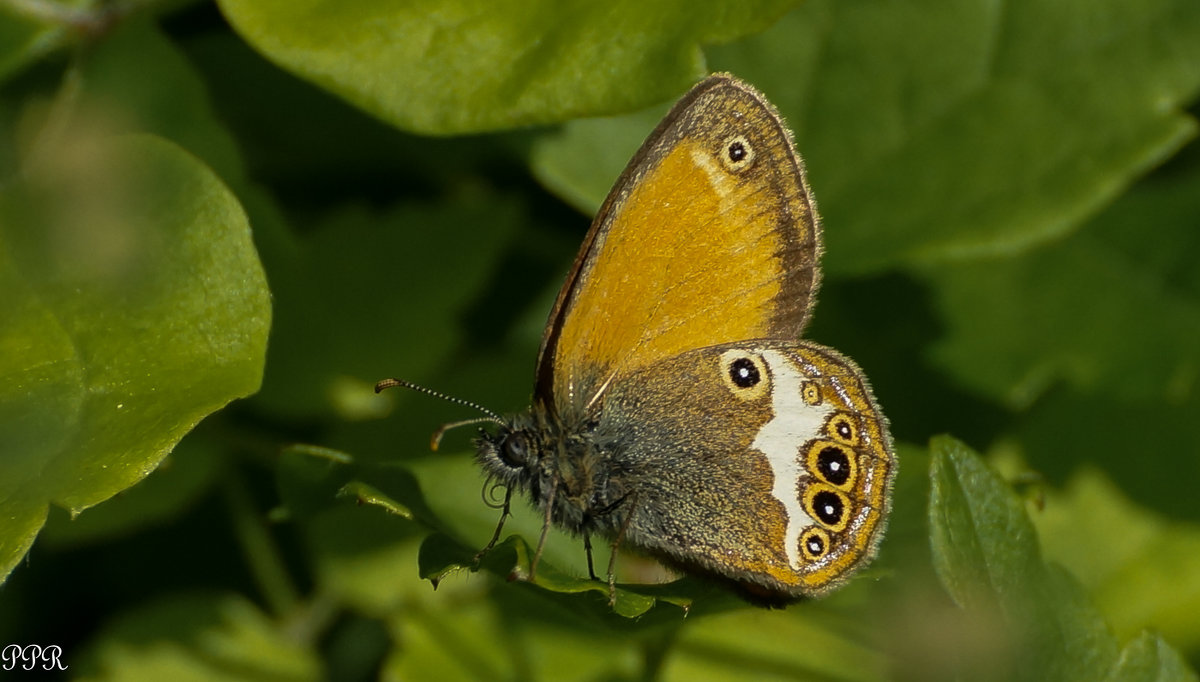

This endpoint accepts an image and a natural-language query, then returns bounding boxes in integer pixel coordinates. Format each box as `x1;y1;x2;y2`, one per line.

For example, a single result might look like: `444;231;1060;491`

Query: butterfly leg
474;486;513;563
606;548;620;605
583;533;598;580
605;494;638;606
529;477;558;580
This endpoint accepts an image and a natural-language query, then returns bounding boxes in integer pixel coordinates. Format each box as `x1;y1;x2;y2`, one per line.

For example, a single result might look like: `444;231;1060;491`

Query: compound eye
500;432;528;468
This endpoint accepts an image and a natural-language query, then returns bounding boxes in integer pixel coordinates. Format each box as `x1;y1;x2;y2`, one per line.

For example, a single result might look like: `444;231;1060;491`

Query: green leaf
929;436;1044;615
928;436;1198;681
930;437;1109;681
0;5;62;84
532;0;1200;274
72;20;249;186
1033;467;1200;653
729;0;1200;274
75;593;320;681
417;533;690;619
0;133;270;582
669;604;889;681
252;197;523;418
214;0;800;134
337;480;416;520
924;157;1200;410
921;148;1200;518
382;583;654;682
416;531;473;587
38;434;226;547
1105;632;1200;682
275;445;451;616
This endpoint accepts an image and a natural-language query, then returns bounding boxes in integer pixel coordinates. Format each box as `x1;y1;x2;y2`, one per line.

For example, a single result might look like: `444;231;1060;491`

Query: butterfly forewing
535;75;821;415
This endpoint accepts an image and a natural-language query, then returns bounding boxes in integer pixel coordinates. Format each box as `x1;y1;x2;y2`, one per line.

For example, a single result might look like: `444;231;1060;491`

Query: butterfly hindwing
599;340;894;596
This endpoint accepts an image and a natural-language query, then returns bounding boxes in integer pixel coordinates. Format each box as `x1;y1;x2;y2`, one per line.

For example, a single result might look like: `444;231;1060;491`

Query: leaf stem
223;472;301;618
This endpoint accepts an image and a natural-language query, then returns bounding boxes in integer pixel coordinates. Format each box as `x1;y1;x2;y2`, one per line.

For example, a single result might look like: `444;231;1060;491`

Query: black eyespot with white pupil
729;357;760;388
806;534;825;555
800;527;831;561
728;140;746;162
813;490;844;525
817;446;851;486
719;134;754;171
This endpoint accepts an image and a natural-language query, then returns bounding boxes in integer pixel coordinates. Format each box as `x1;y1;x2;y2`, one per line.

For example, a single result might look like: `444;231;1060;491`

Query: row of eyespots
796;378;872;562
798;411;865;555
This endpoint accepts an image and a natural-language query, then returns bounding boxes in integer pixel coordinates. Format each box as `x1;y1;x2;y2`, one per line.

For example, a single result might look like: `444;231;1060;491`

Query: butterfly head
474;414;540;483
474;405;631;540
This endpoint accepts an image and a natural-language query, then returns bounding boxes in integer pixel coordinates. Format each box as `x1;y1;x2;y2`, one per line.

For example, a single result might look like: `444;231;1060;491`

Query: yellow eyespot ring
718;349;769;401
801;380;822;406
799;526;832;562
825;412;860;446
804;440;858;490
803;482;851;533
719;134;755;172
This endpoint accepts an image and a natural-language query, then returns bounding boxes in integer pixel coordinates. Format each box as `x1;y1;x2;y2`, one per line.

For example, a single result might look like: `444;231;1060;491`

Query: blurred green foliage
1;0;1199;680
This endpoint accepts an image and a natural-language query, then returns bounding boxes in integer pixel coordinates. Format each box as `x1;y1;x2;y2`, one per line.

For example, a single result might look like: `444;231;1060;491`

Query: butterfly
380;73;895;604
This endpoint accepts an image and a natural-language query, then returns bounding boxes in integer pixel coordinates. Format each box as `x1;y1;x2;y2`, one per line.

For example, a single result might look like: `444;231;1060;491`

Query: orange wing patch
552;139;786;406
537;77;820;414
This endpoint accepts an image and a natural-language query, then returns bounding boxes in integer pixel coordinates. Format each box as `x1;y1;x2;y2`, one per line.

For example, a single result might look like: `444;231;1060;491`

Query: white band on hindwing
752;349;830;570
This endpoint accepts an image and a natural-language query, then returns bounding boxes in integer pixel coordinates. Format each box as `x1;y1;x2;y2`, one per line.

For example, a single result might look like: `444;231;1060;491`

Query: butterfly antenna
374;378;504;451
